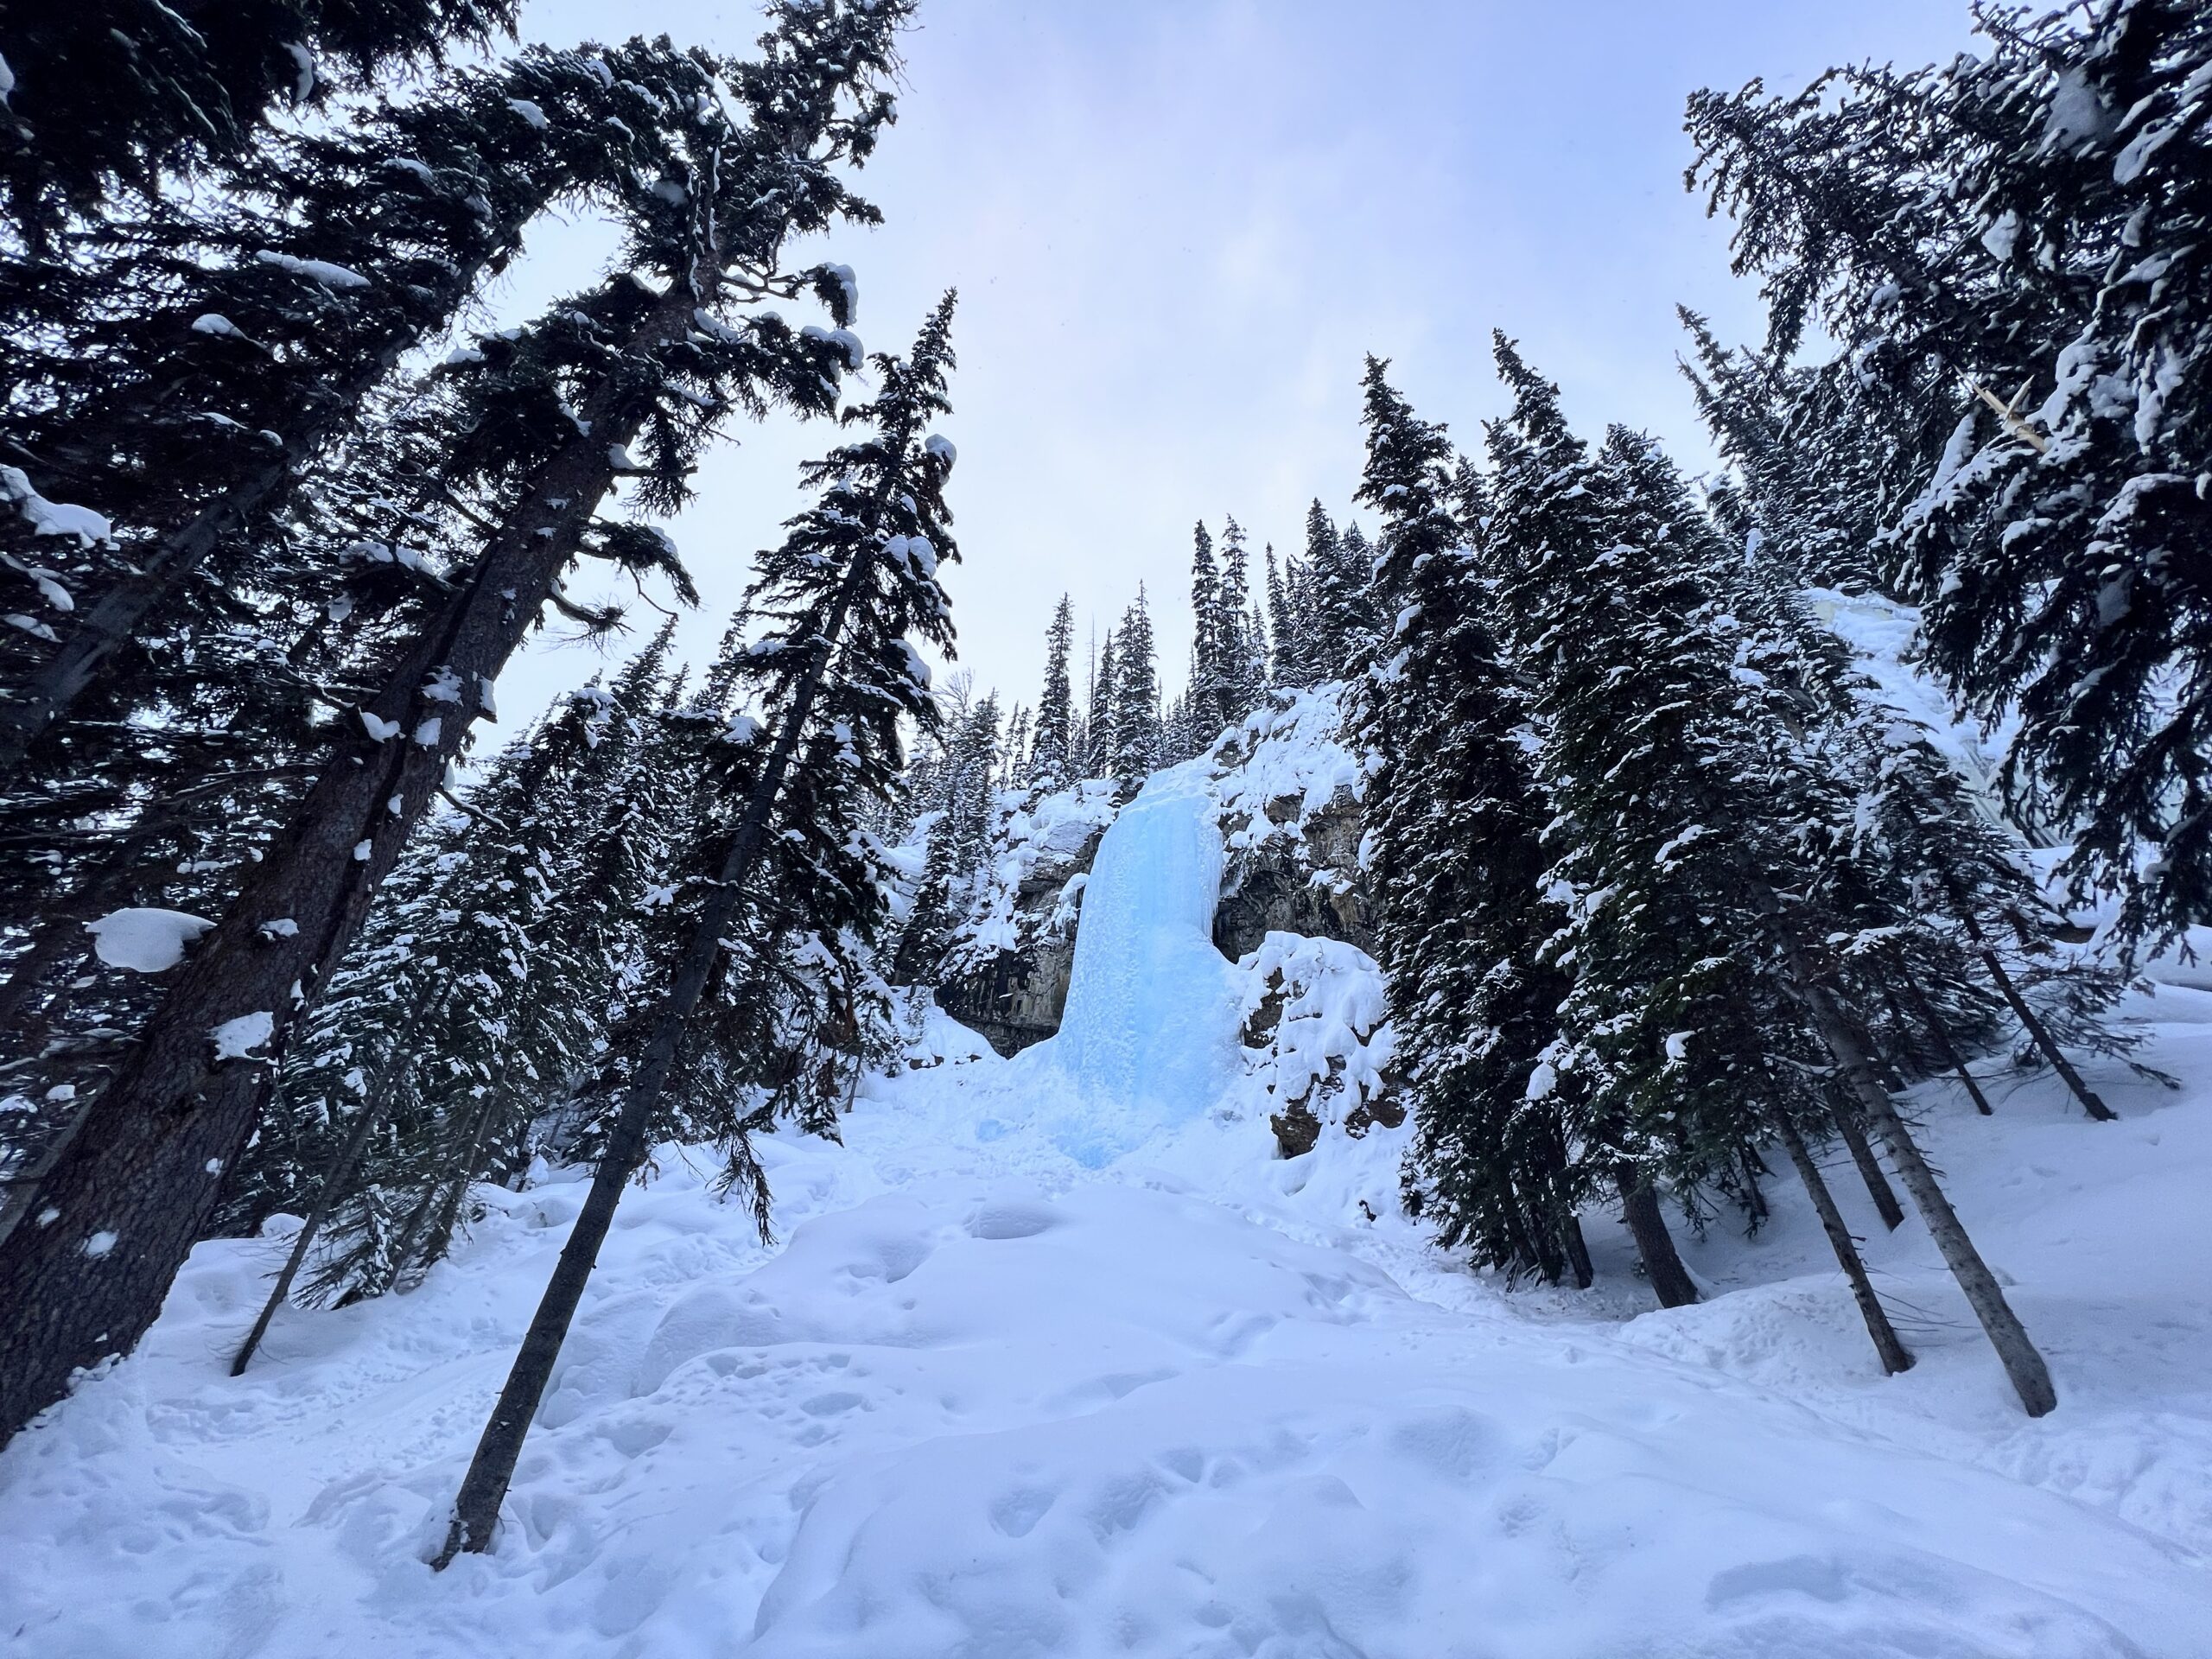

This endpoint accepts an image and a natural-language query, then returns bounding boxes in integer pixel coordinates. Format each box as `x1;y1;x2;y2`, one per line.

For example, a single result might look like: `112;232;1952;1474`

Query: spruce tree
1;1;517;248
1;41;738;778
1109;590;1160;779
1187;522;1226;739
1484;336;2054;1408
1217;517;1262;723
1090;625;1120;779
1351;359;1591;1288
1027;595;1076;788
1687;3;2212;952
438;293;961;1560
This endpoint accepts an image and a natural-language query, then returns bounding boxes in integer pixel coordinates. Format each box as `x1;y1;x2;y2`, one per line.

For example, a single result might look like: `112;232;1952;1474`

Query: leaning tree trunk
231;982;445;1373
436;443;911;1567
1901;968;1995;1116
1560;1213;1595;1290
1614;1166;1699;1309
1826;1083;1906;1231
1978;944;2116;1121
0;274;715;1447
1774;924;2056;1415
1770;1107;1914;1376
230;1094;387;1376
1944;884;2115;1122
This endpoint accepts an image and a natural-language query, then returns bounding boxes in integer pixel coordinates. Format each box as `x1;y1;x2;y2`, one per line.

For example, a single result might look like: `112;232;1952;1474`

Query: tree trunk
1614;1166;1699;1308
1777;930;2056;1416
230;982;444;1372
1944;882;2115;1122
0;276;713;1448
230;1096;386;1375
410;1088;509;1283
1826;1085;1906;1231
1902;969;1995;1116
1772;1110;1913;1376
436;409;916;1567
1979;947;2116;1122
1559;1210;1594;1291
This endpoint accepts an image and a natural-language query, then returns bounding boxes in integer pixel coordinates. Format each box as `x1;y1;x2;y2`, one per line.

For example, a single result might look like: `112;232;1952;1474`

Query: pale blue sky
486;0;1976;729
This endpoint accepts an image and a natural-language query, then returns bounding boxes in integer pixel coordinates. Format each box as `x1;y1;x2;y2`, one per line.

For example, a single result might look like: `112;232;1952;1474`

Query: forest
3;2;2209;1654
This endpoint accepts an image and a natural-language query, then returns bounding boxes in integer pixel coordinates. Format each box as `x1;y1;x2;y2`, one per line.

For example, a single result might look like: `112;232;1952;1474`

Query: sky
482;0;1980;733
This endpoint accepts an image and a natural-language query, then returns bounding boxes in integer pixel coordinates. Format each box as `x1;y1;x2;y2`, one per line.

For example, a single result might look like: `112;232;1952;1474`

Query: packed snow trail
1013;760;1239;1165
4;745;2211;1655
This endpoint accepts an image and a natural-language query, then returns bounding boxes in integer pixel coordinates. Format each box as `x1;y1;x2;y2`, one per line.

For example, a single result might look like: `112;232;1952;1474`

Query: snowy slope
5;988;2209;1656
5;710;2211;1658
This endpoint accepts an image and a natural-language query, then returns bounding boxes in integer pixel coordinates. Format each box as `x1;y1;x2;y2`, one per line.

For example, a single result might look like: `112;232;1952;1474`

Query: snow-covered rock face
1212;687;1370;961
934;689;1370;1054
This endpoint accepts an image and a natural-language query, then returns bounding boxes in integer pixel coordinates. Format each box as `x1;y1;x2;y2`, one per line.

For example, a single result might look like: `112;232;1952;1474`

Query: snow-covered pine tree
1264;542;1302;688
1687;3;2212;953
1675;308;1905;600
1003;703;1030;790
1486;339;2052;1407
0;41;737;779
0;0;915;1449
1216;517;1264;723
1187;522;1226;737
1027;595;1076;789
438;292;962;1561
1350;358;1590;1287
1109;590;1161;779
0;0;515;249
221;626;681;1368
1090;624;1121;779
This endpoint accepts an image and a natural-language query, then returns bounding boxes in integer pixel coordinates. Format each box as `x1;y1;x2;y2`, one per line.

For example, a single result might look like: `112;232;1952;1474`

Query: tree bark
435;392;920;1567
1614;1166;1699;1309
1777;928;2056;1416
0;276;711;1447
1771;1110;1913;1376
1826;1085;1906;1231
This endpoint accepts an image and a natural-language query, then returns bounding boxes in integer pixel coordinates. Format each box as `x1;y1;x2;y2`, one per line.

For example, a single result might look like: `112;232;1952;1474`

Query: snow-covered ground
5;749;2209;1657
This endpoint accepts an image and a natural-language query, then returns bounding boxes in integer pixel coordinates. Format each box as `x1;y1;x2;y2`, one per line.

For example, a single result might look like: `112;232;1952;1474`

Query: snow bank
6;998;2209;1656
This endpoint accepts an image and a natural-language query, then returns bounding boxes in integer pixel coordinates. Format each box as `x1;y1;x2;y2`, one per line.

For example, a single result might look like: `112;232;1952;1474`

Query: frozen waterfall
1014;761;1240;1164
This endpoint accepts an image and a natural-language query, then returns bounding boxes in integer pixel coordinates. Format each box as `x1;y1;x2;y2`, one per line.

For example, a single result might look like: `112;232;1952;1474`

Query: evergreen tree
1;0;517;248
1264;542;1300;687
1027;594;1076;788
1687;3;2212;951
0;0;916;1448
1217;517;1263;722
1090;625;1120;779
1484;335;2052;1411
1109;589;1160;779
439;294;962;1560
1315;521;1381;683
1187;522;1226;738
1;41;743;778
1351;359;1591;1289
